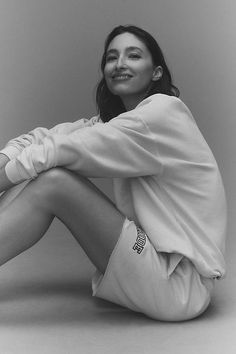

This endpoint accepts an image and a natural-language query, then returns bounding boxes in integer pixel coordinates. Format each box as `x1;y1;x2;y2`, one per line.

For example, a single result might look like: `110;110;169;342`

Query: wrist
0;167;14;193
0;153;10;169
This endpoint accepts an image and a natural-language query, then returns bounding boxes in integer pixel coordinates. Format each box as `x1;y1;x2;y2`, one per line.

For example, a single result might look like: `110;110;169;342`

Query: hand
0;166;14;193
0;153;10;169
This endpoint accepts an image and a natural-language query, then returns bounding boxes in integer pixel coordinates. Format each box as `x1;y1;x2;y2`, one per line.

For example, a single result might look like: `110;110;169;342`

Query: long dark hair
96;25;179;122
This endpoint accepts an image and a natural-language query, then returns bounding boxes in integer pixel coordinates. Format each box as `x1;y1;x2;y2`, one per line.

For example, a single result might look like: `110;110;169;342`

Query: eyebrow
106;46;144;55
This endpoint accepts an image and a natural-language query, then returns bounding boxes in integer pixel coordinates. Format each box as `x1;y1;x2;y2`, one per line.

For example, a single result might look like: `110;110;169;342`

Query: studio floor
0;217;235;354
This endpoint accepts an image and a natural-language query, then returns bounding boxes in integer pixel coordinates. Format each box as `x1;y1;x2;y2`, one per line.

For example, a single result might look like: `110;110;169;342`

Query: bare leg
0;168;125;273
0;181;29;212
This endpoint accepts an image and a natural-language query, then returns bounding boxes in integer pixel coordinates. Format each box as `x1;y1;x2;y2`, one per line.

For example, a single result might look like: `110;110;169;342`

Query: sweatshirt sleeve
0;116;100;160
5;105;163;184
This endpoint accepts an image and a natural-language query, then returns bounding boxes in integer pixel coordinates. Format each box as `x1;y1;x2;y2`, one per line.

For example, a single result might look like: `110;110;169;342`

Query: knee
28;168;82;202
37;167;72;188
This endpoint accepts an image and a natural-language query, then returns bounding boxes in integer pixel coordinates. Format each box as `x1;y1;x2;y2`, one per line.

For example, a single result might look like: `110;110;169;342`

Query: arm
4;106;163;184
0;166;14;193
0;153;10;169
0;116;100;161
0;154;15;193
0;117;99;192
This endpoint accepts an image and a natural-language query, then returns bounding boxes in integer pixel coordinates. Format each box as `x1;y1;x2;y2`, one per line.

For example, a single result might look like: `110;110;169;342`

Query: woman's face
104;32;158;110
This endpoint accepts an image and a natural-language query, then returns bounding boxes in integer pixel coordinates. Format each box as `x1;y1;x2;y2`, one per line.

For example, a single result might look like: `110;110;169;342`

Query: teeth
113;75;131;79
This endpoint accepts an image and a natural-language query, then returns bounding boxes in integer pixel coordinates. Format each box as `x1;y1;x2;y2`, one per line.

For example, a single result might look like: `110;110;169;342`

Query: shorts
92;218;214;321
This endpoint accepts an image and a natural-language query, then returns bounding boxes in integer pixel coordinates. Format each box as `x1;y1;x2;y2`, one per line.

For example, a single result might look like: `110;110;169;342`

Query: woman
0;25;227;321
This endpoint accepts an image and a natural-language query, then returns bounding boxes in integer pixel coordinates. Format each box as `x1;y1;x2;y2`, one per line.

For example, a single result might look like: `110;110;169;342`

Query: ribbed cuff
0;146;21;160
5;160;26;184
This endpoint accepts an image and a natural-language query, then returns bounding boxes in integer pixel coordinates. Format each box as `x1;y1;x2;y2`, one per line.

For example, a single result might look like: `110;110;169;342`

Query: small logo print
132;227;146;254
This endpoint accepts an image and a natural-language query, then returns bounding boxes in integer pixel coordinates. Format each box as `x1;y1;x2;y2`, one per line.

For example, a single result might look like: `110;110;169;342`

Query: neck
121;94;145;111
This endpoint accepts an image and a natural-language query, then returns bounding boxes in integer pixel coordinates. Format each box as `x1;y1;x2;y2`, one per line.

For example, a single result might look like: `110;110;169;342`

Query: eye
106;54;117;62
129;53;141;59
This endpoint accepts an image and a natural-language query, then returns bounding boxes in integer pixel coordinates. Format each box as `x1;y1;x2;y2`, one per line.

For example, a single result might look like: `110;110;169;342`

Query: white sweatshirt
0;94;227;279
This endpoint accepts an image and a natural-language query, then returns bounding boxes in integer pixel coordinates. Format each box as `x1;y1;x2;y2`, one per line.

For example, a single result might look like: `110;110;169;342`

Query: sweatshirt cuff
5;160;28;184
0;146;21;160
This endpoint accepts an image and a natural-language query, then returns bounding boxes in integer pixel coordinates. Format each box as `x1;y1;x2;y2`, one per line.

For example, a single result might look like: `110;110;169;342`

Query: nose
116;55;127;69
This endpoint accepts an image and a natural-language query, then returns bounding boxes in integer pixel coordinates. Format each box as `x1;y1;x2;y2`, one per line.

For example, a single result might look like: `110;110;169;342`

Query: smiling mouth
112;74;132;80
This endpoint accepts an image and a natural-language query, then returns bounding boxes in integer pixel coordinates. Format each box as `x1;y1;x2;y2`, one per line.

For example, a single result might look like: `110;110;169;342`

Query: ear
152;66;163;81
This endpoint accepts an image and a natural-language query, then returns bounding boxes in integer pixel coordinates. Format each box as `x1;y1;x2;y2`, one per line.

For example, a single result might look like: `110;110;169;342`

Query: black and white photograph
0;1;234;353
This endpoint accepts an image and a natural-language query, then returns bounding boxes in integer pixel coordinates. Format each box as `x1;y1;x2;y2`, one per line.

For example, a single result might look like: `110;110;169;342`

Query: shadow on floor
0;277;225;328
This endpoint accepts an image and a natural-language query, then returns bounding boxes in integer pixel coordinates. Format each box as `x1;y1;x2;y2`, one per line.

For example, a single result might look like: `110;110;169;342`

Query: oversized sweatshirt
0;94;227;279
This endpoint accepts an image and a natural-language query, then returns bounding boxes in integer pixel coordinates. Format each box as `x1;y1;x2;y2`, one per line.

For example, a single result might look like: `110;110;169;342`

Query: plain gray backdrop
0;2;235;352
0;1;234;251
